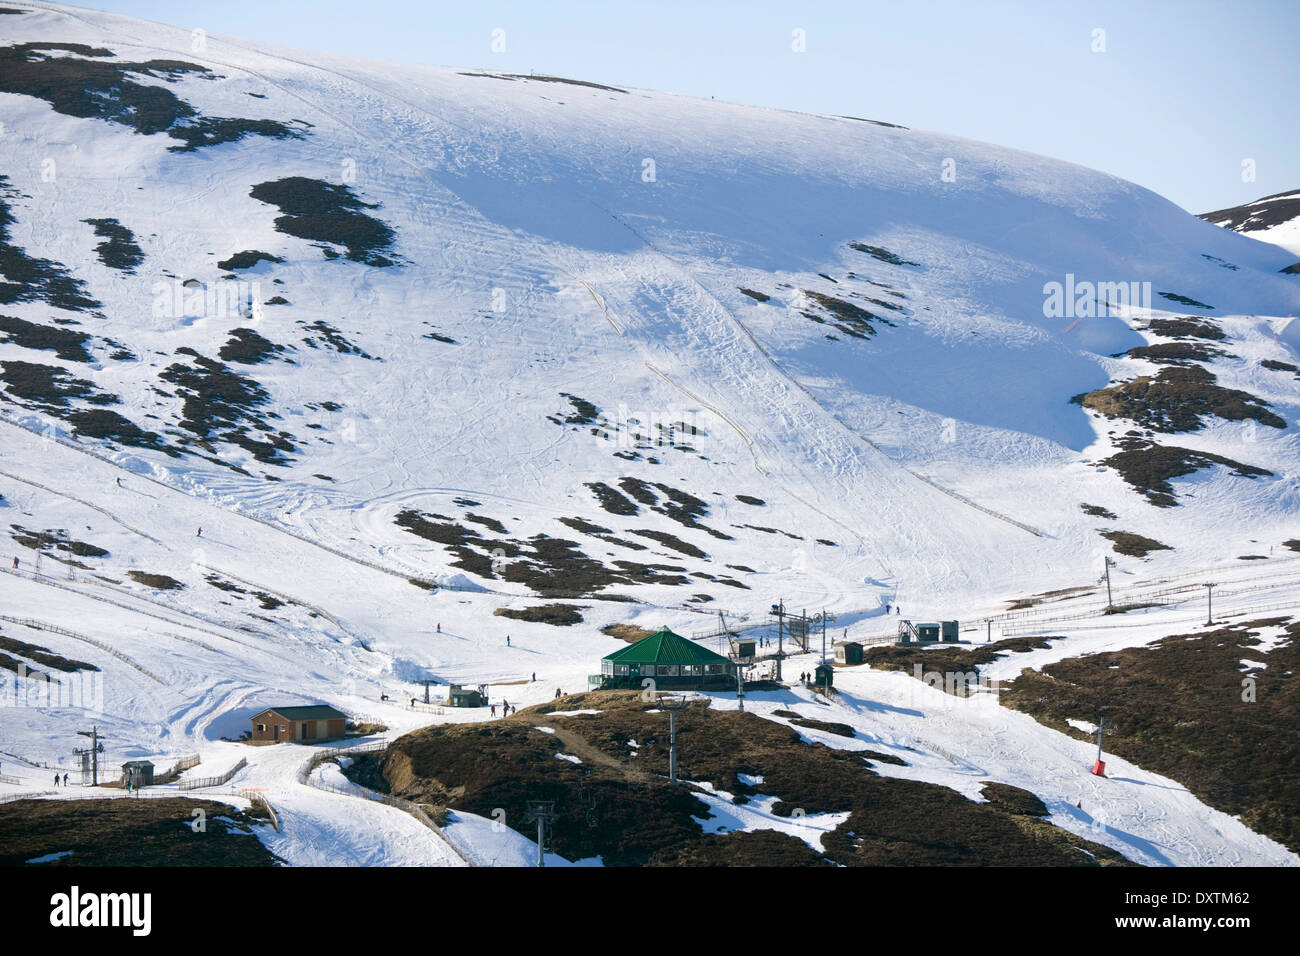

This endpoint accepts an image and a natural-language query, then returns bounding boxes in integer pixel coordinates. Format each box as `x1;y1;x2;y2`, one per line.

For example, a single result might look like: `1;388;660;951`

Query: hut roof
603;627;730;666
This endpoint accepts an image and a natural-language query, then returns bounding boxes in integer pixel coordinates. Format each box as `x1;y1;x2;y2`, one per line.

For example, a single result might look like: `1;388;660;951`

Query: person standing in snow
490;704;497;717
436;623;440;633
501;699;508;715
54;773;60;787
62;773;68;786
197;527;202;537
531;672;536;682
11;557;16;570
506;635;511;647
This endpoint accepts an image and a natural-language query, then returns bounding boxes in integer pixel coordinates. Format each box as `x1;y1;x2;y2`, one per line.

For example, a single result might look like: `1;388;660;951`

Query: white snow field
0;2;1298;865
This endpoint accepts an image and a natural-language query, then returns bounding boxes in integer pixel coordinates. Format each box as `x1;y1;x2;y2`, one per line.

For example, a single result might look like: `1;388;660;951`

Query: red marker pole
1091;716;1107;777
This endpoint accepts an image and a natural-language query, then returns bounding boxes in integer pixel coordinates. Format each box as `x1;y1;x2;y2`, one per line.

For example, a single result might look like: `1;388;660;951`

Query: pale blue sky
82;0;1298;214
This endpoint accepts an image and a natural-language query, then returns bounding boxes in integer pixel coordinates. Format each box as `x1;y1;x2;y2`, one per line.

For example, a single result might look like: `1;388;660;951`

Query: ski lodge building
592;627;737;690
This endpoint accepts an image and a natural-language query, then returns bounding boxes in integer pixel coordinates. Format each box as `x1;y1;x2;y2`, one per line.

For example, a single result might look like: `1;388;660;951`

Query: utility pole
815;610;836;695
524;800;555;868
74;725;103;786
663;698;689;786
1104;557;1113;610
418;679;436;704
770;600;786;682
735;661;745;712
986;619;992;644
1205;583;1215;626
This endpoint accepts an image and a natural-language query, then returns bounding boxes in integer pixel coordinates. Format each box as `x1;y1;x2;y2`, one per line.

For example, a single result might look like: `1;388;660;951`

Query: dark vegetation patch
738;287;770;303
647;828;830;866
82;218;143;272
0;360;101;406
159;348;296;465
1001;618;1300;854
1285;539;1300;552
1003;586;1096;610
249;178;396;266
0;177;100;312
1156;291;1213;310
735;494;765;506
218;327;287;365
1080;503;1116;519
801;289;894;339
558;392;599;425
1101;438;1271;508
980;782;1049;817
493;604;585;627
353;692;1125;866
0;797;279;866
63;409;170;452
395;509;683;597
1262;359;1300;377
862;636;1059;690
558;516;612;536
609;478;730;539
10;525;108;558
848;242;919;267
423;329;457;344
265;295;289;306
0;630;98;674
299;320;374;359
1074;365;1284;432
126;570;183;590
630;529;707;559
0;43;303;153
600;624;654;643
1099;530;1172;558
784;716;855;738
1123;341;1227;365
1200;190;1300;232
216;250;283;271
459;71;626;93
1147;317;1225;341
586;481;639;516
463;513;508;534
0;315;91;362
203;574;281;609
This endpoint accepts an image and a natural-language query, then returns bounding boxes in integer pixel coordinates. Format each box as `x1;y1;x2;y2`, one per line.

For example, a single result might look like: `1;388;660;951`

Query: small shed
121;760;154;787
814;662;835;689
448;684;485;708
250;705;348;743
834;641;864;665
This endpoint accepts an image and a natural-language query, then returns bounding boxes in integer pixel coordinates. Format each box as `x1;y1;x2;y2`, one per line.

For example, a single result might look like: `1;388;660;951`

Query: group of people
52;772;69;786
490;701;517;717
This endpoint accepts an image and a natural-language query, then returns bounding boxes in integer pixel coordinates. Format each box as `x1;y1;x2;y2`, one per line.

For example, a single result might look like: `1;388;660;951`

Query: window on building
659;665;678;676
614;664;630;676
256;723;266;733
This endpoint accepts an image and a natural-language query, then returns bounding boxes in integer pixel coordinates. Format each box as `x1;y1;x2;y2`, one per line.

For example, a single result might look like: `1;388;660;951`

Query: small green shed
121;760;154;787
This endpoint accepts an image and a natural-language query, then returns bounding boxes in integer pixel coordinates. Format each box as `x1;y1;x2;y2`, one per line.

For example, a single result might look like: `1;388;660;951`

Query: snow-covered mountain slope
1201;189;1300;260
1;2;1299;865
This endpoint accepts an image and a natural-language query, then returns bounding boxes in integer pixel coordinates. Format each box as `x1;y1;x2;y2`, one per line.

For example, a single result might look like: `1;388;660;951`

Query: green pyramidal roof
603;627;731;666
